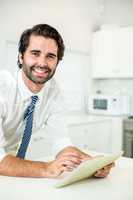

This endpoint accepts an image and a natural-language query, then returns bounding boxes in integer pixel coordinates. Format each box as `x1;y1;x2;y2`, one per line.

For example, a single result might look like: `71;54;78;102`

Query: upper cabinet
91;27;133;78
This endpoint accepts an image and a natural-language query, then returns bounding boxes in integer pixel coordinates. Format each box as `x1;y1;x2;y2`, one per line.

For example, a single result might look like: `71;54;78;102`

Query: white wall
1;0;133;113
0;0;100;112
0;0;100;51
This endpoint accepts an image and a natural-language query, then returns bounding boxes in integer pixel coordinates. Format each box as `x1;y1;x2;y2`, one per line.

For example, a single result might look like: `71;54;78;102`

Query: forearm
0;154;48;178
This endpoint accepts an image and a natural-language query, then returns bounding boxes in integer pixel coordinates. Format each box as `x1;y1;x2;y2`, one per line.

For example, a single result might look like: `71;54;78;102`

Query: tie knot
31;95;38;105
23;96;38;120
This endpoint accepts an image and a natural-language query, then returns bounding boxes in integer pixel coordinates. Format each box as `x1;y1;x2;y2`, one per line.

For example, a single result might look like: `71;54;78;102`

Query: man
0;24;113;178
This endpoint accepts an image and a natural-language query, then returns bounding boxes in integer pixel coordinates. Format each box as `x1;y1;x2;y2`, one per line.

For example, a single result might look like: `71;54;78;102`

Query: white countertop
0;154;133;200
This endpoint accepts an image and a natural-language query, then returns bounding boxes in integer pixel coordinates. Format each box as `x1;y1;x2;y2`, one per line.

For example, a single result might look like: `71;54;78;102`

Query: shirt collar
17;69;51;102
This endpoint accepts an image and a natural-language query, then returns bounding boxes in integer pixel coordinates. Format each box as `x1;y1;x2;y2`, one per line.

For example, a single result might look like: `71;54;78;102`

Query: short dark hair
18;24;65;68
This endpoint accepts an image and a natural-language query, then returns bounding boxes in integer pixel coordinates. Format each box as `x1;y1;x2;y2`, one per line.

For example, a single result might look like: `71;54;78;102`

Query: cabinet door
110;117;123;153
68;120;112;153
91;30;119;78
91;28;133;78
117;28;133;77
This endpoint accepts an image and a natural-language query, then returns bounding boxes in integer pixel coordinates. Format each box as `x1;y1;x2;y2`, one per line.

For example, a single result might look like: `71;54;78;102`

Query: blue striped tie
16;95;38;159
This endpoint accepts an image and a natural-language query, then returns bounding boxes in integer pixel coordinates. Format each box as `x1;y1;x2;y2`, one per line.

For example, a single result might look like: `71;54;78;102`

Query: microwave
88;94;131;116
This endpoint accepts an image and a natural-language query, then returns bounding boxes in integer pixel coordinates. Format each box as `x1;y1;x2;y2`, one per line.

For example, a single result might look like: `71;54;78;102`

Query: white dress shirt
0;69;72;161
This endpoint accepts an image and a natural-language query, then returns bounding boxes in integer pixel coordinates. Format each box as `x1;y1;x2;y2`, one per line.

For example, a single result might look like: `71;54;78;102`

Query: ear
18;53;23;65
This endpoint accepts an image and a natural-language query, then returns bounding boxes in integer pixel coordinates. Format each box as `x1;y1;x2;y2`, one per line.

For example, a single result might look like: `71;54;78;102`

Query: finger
94;171;109;178
103;162;115;170
94;165;112;177
54;166;70;177
52;164;75;177
59;165;76;174
94;169;110;178
66;156;82;165
60;160;79;169
60;166;73;173
58;155;82;165
57;152;83;159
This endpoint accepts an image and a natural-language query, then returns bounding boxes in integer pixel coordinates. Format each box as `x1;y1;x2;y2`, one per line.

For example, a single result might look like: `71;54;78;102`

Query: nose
37;56;47;67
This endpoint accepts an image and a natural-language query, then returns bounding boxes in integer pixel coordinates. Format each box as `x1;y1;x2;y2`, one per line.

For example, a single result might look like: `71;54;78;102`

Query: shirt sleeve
0;98;7;162
0;147;7;161
44;93;74;156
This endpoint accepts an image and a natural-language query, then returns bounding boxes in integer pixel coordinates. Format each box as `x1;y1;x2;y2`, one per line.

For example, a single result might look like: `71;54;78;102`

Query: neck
22;70;44;93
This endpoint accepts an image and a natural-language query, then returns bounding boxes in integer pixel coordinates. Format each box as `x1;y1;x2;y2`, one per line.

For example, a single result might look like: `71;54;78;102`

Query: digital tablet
55;152;123;188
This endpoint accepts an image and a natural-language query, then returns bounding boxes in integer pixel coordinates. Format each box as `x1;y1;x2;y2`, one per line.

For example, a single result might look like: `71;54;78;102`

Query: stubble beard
23;65;56;85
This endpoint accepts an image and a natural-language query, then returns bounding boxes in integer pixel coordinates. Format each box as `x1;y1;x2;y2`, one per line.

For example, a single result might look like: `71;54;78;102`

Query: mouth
32;66;50;77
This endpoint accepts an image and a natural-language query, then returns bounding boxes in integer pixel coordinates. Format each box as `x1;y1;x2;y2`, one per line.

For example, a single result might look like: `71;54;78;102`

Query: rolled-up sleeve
0;147;6;161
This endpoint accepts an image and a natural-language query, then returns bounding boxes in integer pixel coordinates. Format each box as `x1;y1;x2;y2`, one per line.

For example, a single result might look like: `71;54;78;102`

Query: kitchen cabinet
117;28;133;77
26;115;124;159
91;27;133;78
91;30;118;78
67;115;124;154
110;117;124;153
68;120;112;153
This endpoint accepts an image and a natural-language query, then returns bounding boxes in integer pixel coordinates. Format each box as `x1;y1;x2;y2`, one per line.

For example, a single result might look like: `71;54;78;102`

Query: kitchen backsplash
92;79;133;115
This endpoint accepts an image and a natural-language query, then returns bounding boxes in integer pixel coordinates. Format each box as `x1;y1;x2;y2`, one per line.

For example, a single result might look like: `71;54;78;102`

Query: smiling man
0;24;113;178
20;35;58;88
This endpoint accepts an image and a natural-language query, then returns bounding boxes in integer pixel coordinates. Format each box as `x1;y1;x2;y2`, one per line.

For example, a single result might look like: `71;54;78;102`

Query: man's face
19;35;58;85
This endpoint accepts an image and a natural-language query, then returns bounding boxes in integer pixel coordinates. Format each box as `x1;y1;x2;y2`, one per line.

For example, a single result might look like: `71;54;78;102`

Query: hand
45;153;82;178
56;146;115;178
94;162;115;178
81;154;115;178
56;146;92;164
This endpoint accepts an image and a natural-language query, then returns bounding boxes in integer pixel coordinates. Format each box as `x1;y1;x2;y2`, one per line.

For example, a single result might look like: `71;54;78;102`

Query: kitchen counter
0;154;133;200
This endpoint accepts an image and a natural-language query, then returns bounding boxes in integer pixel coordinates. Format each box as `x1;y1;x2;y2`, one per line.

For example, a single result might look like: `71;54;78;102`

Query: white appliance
88;94;131;116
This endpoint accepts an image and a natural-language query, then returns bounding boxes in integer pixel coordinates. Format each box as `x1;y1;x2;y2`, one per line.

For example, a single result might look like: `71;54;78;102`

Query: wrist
41;161;53;178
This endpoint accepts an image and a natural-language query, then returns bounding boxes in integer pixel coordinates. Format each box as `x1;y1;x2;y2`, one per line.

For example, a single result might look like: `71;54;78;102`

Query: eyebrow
30;50;57;57
30;50;41;53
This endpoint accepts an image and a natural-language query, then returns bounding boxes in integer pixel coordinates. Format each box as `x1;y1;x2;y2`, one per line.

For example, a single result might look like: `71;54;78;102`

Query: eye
31;51;40;57
47;54;57;60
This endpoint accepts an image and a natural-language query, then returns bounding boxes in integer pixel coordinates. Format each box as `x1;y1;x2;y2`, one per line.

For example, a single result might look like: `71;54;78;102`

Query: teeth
34;68;48;74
